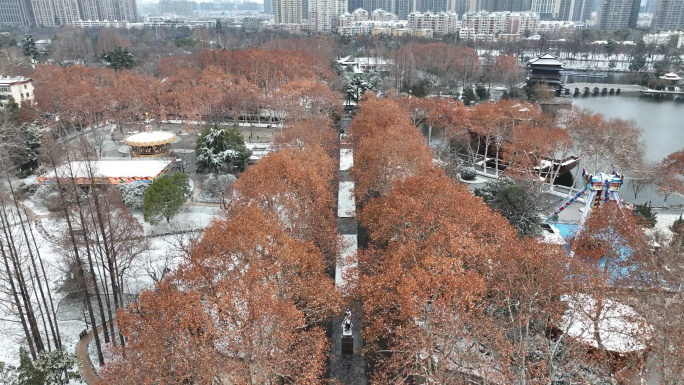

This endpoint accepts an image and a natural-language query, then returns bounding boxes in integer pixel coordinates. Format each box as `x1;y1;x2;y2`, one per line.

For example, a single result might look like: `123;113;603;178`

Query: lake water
571;94;684;162
569;92;684;206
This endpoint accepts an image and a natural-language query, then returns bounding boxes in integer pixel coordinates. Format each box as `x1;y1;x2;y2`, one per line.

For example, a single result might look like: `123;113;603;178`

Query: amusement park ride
548;169;625;227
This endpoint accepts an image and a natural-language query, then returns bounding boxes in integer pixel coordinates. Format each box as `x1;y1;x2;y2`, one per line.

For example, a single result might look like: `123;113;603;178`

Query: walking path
329;115;367;384
75;323;107;385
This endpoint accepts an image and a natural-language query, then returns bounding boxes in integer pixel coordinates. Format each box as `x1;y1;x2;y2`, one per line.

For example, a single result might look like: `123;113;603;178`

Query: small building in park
0;76;34;109
124;131;176;158
526;53;565;95
38;159;173;185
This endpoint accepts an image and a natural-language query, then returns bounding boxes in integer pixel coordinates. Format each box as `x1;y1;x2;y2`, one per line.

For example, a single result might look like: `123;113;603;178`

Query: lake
570;92;684;206
571;94;684;163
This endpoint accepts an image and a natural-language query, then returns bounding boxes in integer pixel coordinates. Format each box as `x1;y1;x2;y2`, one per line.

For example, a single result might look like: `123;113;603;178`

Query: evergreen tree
196;125;251;173
101;47;135;71
21;35;40;64
462;85;477;105
474;177;543;237
33;350;82;385
13;349;81;385
0;361;18;385
632;203;657;228
475;84;490;100
15;348;45;385
143;173;190;224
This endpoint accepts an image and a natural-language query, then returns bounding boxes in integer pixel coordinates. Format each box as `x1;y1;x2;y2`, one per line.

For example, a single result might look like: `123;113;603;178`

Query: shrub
117;183;149;210
632;203;657;228
671;214;684;236
460;168;477;181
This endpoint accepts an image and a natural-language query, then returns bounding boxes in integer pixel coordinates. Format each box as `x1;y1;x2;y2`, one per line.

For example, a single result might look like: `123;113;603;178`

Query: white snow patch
21;199;50;216
338;181;355;218
335;234;357;289
40;159;173;183
561;294;652;354
340;149;353;171
124;131;175;145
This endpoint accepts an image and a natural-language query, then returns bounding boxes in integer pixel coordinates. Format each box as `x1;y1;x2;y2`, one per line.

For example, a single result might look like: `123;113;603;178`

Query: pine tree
101;47;134;71
143;173;190;224
196;125;251;173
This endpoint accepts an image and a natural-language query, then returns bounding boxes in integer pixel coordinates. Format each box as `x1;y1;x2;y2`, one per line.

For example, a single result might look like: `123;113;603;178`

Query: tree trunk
45;142;106;365
6;177;59;351
0;205;45;354
0;238;36;359
27;213;62;350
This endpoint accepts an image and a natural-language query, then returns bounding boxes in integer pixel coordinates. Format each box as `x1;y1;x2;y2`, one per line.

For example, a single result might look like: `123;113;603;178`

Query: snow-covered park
0;175;222;378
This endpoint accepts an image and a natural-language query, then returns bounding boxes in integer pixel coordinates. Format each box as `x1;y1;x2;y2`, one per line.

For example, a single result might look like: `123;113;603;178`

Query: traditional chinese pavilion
526;53;565;95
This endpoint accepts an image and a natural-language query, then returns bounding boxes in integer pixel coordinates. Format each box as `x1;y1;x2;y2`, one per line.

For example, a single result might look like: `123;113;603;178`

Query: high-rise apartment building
408;11;458;32
567;0;591;21
274;0;302;23
0;0;34;26
596;0;639;30
362;0;393;13
531;0;571;20
394;0;415;19
309;0;347;30
348;0;362;11
416;0;448;12
1;0;137;26
642;0;655;13
651;0;684;31
461;10;539;36
468;0;529;12
264;0;274;13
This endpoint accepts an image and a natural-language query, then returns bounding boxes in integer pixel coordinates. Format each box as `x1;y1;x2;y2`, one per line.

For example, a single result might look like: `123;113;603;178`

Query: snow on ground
650;211;682;243
21;199;50;216
0;201;222;369
338;182;356;218
88;328;117;372
340;149;353;171
561;294;652;354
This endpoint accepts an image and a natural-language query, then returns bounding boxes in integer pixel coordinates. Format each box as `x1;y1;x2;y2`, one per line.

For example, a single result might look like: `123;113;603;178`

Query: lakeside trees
350;94;671;384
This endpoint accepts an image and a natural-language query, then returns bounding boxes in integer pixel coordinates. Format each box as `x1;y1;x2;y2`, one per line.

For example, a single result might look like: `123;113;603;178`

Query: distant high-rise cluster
460;10;539;37
274;0;303;23
596;0;639;30
275;0;684;32
651;0;684;31
0;0;137;26
308;0;347;31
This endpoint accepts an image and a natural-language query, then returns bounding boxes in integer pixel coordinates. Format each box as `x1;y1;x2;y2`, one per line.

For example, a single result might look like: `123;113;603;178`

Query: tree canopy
101;47;134;71
196;125;251;173
142;173;190;224
474;177;544;237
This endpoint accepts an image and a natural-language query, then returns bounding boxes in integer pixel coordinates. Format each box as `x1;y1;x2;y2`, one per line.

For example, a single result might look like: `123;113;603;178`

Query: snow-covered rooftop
39;159;173;185
124;131;176;146
528;53;565;67
660;72;682;81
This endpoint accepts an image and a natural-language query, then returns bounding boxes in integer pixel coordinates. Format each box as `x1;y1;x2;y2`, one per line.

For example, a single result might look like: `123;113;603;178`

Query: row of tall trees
350;95;681;384
21;47;342;143
0;106;147;374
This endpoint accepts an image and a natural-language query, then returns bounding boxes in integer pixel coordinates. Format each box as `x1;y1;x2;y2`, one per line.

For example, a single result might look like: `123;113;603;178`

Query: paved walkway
75;323;108;385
